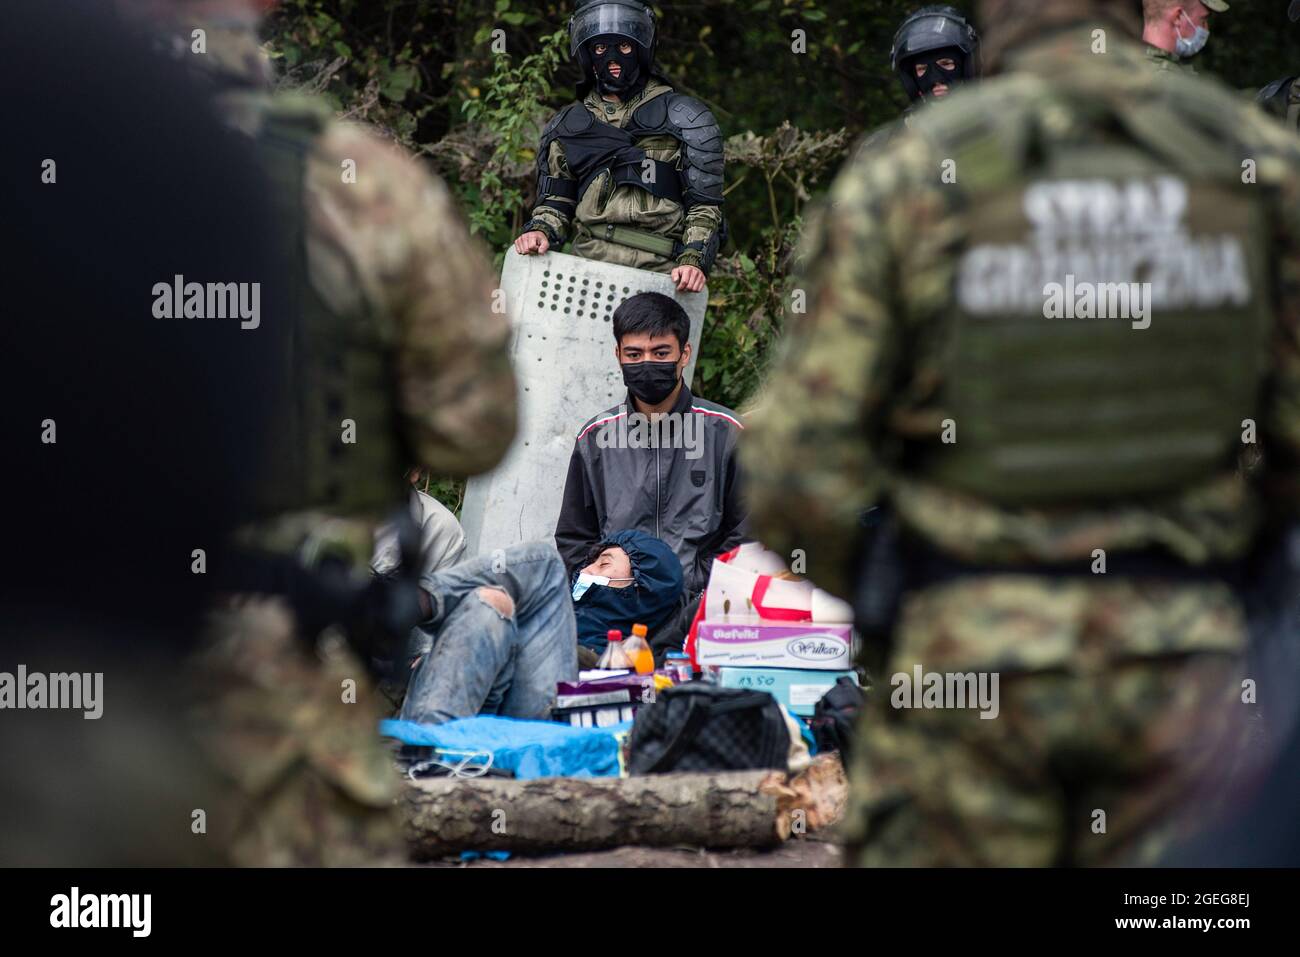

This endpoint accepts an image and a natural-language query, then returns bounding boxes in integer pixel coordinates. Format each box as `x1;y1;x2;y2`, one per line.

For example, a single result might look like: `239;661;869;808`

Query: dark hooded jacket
573;529;683;654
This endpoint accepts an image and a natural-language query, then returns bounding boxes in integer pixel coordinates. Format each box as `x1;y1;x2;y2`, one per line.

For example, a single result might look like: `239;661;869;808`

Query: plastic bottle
625;623;655;675
596;630;633;671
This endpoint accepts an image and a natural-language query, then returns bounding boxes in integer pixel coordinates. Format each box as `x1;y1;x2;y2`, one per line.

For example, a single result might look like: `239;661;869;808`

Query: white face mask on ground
1175;10;1210;58
571;573;634;601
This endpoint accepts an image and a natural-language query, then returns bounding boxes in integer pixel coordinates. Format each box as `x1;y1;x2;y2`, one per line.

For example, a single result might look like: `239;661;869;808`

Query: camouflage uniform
741;0;1300;866
156;13;517;866
524;77;725;275
1144;43;1198;76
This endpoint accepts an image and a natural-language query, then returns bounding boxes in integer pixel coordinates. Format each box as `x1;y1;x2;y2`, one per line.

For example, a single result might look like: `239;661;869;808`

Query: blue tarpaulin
380;716;630;780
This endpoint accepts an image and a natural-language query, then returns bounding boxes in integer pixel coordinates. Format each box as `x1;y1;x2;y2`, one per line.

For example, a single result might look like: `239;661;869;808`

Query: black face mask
589;37;642;96
622;359;680;405
907;50;965;101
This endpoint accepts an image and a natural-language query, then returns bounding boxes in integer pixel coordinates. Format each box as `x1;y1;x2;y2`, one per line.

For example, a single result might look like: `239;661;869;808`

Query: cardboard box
715;667;859;717
696;617;857;670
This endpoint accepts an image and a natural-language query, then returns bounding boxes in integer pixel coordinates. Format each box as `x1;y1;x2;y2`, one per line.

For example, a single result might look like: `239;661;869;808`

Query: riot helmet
890;5;980;103
570;0;657;96
1257;75;1298;120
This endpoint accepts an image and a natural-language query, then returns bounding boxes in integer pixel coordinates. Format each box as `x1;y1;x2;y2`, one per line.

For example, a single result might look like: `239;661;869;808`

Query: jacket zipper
655;444;661;539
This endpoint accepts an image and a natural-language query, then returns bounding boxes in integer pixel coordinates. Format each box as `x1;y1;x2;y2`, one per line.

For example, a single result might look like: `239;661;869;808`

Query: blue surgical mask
1174;11;1209;58
571;573;634;601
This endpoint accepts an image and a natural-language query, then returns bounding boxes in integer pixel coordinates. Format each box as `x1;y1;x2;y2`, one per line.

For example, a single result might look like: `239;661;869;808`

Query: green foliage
456;28;569;249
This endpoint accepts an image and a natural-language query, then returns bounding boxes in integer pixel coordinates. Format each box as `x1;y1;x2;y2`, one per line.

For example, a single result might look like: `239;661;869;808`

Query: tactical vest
251;97;409;518
907;91;1272;505
536;91;726;213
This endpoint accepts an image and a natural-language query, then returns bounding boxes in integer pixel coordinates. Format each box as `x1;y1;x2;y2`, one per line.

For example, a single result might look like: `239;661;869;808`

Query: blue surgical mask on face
1174;10;1209;58
571;573;634;602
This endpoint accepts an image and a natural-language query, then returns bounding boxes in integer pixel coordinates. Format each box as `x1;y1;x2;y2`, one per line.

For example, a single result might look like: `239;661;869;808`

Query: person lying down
400;530;683;725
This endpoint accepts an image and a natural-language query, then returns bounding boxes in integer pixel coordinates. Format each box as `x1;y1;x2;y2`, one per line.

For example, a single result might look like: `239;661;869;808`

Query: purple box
696;617;856;670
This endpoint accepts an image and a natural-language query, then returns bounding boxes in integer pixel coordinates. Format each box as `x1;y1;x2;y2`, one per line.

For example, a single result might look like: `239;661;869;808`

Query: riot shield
460;249;707;557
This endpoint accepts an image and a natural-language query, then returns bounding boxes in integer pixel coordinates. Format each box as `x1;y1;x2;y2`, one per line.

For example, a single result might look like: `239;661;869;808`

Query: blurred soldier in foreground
1142;0;1228;75
1;0;279;865
1257;1;1300;130
742;0;1300;866
512;0;725;292
122;0;517;865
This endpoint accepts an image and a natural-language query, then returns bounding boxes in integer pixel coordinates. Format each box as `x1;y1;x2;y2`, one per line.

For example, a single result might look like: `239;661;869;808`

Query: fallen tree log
400;754;847;859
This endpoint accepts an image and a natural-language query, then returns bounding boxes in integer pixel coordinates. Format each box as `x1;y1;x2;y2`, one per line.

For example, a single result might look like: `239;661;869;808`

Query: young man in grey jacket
555;292;748;659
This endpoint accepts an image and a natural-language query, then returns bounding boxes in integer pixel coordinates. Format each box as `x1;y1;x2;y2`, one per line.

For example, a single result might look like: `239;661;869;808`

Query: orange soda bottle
625;623;655;675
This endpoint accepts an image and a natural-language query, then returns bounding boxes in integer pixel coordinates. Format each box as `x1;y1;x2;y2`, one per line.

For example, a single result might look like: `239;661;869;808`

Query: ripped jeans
399;541;577;725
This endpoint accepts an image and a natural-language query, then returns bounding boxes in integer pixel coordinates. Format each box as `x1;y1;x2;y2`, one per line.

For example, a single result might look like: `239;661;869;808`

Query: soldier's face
616;332;688;371
592;40;635;80
915;57;958;98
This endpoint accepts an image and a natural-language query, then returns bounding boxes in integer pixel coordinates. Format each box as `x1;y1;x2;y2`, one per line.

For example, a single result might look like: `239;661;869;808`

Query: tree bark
400;753;847;859
402;770;780;859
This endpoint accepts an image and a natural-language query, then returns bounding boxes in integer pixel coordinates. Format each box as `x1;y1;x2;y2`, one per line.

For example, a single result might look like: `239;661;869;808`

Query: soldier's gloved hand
351;573;425;665
514;230;550;256
672;264;705;293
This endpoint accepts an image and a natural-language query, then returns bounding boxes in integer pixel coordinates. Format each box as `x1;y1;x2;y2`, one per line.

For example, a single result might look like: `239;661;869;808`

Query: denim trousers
399;540;577;724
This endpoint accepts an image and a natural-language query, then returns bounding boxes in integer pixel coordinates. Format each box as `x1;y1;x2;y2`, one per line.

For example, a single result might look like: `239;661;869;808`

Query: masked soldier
121;0;518;866
512;0;725;293
742;0;1300;866
891;5;981;109
856;7;981;160
1257;1;1300;130
1142;0;1229;75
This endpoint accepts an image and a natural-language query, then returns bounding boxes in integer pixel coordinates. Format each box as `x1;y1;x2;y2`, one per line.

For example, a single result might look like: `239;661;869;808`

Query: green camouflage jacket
182;30;518;566
1145;43;1199;76
525;78;725;274
741;24;1300;603
233;101;519;564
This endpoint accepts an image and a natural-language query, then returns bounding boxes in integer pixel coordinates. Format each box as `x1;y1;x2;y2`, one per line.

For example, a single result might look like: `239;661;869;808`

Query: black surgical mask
622;359;680;405
589;38;642;96
908;52;964;101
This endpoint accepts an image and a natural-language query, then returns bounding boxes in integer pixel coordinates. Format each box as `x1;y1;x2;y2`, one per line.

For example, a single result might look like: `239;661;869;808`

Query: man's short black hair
612;291;689;351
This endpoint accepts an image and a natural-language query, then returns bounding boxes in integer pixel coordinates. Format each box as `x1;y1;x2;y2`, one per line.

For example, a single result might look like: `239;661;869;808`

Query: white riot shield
460;249;707;557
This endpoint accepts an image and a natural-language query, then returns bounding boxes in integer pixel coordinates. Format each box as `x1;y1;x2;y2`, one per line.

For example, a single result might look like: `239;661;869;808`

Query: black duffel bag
806;676;866;755
626;684;790;774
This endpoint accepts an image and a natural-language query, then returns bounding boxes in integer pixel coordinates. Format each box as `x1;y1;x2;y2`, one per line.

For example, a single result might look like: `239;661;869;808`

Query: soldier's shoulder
1163;72;1300;170
664;91;718;126
904;75;1048;144
835;77;1044;194
543;101;590;137
309;117;458;217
